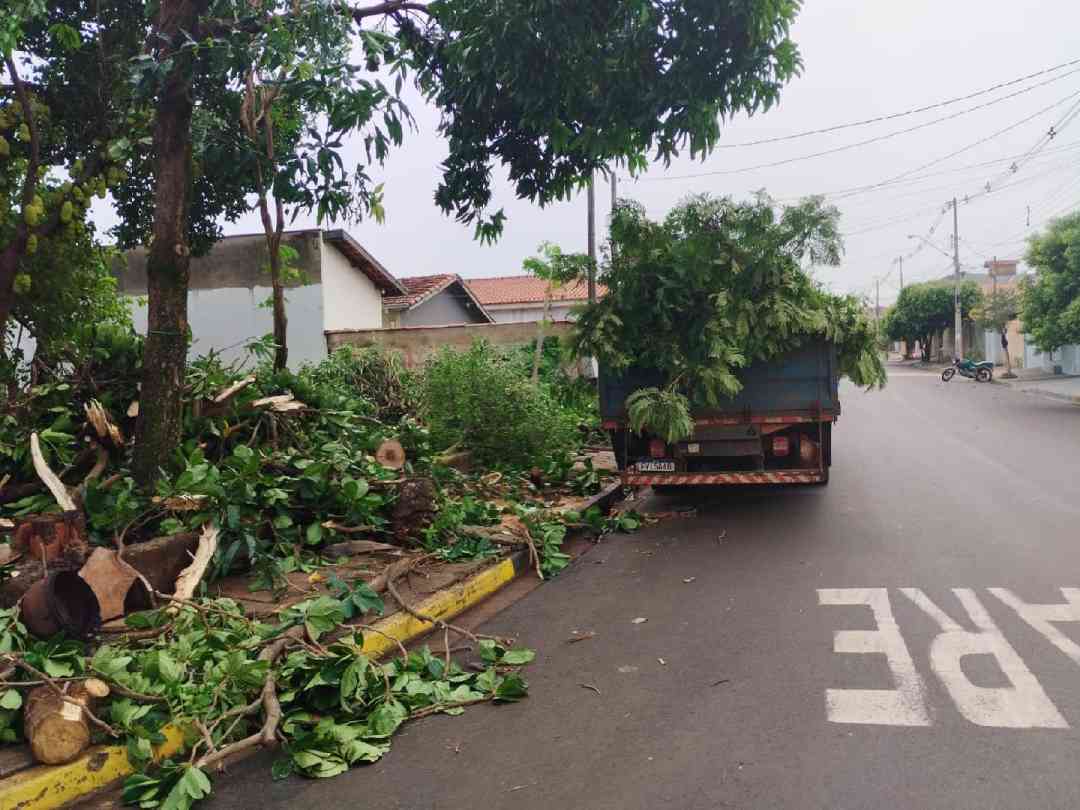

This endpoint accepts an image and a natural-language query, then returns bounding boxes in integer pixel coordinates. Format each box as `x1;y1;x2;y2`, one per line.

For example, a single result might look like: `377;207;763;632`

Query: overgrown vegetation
0;335;628;804
422;341;579;470
572;194;886;441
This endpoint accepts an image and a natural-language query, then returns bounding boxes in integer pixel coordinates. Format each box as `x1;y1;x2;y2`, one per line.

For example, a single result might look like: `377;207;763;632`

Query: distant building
382;275;493;328
465;276;601;323
115;229;404;367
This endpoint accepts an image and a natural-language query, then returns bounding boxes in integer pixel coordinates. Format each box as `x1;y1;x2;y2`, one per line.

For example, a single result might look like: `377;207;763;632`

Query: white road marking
900;588;1067;728
991;587;1080;667
817;588;930;726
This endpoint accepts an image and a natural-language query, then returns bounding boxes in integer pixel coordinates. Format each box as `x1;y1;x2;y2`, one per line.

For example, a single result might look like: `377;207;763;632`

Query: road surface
201;368;1080;810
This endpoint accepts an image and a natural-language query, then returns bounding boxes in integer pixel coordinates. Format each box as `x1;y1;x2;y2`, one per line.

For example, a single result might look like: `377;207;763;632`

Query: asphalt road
201;368;1080;810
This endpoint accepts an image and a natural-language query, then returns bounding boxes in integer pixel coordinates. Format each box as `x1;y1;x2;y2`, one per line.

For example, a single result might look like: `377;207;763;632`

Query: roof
322;230;406;295
383;274;494;322
465;275;601;306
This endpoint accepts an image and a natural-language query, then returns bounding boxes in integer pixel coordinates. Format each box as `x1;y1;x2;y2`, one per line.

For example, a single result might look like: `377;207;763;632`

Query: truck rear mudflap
622;469;826;486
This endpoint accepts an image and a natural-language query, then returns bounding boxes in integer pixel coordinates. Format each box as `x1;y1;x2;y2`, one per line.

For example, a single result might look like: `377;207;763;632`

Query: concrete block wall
325;321;575;368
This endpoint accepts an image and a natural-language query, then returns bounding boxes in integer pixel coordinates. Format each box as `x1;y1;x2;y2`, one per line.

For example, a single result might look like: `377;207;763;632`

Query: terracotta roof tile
464;276;603;306
383;274;457;308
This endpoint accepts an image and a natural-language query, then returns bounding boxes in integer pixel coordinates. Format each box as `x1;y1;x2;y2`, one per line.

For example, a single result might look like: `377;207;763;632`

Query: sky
95;0;1080;306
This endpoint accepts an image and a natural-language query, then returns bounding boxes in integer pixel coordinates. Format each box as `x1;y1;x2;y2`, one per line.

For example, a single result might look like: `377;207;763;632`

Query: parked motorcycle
942;357;994;383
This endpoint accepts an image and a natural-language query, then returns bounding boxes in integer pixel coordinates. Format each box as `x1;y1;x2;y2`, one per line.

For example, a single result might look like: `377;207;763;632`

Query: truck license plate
635;460;675;473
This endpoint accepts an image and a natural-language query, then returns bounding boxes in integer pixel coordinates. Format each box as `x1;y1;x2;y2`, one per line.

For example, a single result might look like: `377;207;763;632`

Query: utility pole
875;279;880;329
587;172;597;303
898;256;904;290
951;197;963;360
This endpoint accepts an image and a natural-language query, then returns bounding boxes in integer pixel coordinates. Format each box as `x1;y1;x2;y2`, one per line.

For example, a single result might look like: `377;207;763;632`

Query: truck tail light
772;436;790;457
648;439;667;458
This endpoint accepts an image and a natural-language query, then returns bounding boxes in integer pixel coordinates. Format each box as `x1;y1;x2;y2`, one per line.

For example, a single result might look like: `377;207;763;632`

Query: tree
13;0;806;484
571;194;884;440
973;286;1020;377
1021;211;1080;353
884;282;982;362
522;242;592;383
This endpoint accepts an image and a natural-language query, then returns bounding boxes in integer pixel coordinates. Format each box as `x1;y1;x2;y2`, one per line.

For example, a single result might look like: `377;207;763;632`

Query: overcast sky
97;0;1080;306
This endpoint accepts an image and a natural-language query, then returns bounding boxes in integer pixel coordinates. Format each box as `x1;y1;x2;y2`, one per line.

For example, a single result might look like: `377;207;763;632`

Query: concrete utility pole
952;197;963;360
609;171;618;261
587;172;597;303
875;279;880;329
898;255;904;290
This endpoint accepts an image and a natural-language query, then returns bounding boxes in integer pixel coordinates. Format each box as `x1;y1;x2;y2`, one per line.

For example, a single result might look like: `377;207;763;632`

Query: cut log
126;400;139;419
390;477;437;544
30;433;77;512
251;394;294;408
376;439;406;471
151;494;209;512
79;548;150;622
434;450;472;473
11;512;88;566
25;679;110;765
171;523;219;602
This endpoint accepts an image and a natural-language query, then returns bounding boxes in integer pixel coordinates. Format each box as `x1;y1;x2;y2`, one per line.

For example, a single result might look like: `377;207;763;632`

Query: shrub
421;342;577;469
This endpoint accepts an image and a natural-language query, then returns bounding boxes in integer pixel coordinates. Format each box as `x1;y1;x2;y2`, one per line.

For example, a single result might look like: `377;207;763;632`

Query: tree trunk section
132;0;203;486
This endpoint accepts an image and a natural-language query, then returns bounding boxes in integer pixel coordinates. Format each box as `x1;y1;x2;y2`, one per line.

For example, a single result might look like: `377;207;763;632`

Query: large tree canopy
1021;211;1080;352
572;193;885;408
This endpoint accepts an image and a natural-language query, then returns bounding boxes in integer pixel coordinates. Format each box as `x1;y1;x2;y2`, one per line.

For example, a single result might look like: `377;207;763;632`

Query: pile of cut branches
572;194;886;439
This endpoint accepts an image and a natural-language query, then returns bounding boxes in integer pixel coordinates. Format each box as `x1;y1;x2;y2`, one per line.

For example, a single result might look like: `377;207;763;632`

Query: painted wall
320;234;383;332
484;303;578;324
1024;340;1080;375
327;320;574;368
401;285;487;327
128;283;326;368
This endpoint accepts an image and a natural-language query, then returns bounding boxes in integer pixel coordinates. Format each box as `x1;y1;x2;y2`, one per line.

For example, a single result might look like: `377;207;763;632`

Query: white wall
320;237;383;331
128;284;326;368
485;304;577;324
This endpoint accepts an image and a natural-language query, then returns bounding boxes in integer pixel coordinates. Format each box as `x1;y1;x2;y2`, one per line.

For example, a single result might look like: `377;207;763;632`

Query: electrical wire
631;75;1080;183
712;57;1080;149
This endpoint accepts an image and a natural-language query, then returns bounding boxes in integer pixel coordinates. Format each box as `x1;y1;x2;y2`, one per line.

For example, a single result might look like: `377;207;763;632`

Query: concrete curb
0;481;625;809
995;380;1080;406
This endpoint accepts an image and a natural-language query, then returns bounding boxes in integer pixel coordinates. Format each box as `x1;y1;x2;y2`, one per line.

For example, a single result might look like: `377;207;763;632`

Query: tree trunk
132;0;204;486
531;288;553;383
257;195;287;372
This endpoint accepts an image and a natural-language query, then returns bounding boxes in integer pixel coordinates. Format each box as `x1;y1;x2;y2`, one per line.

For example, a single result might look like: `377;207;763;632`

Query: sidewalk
996;370;1080;405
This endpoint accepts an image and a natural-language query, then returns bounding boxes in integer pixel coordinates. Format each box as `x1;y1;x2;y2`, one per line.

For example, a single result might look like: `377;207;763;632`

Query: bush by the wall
421;342;577;469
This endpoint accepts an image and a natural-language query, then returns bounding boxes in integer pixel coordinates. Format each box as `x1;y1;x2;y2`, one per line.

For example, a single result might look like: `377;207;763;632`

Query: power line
631;73;1080;183
841;89;1080;198
714;57;1080;149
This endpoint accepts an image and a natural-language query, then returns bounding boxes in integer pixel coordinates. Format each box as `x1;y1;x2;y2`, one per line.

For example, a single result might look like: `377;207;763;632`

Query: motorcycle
942;357;994;383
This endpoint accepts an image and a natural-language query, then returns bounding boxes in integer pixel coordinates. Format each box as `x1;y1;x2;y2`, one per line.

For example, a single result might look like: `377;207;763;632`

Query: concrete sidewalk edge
0;482;625;810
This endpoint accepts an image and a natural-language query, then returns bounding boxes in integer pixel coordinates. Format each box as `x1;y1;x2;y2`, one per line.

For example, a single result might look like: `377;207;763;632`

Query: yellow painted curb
0;723;185;810
360;555;521;658
0;553;524;809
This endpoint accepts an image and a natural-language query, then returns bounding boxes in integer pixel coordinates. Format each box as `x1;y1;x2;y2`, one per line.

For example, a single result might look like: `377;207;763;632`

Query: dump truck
600;340;838;487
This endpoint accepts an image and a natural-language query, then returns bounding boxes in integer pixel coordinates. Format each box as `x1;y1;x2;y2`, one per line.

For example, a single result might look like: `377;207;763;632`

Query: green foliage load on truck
571;194;885;441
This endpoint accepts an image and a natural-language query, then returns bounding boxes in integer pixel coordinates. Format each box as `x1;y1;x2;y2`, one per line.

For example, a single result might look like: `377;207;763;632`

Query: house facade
115;229;404;367
382;275;493;328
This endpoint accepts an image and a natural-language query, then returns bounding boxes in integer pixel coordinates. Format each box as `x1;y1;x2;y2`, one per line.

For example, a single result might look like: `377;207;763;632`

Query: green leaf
494;674;529;702
366;699;407;737
0;690;21;710
500;648;535;666
302;596;346;641
305;522;323;546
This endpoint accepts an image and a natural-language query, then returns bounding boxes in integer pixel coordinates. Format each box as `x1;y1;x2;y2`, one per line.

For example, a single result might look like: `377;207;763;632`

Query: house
382;275;493;328
114;229;405;367
464;276;599;323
